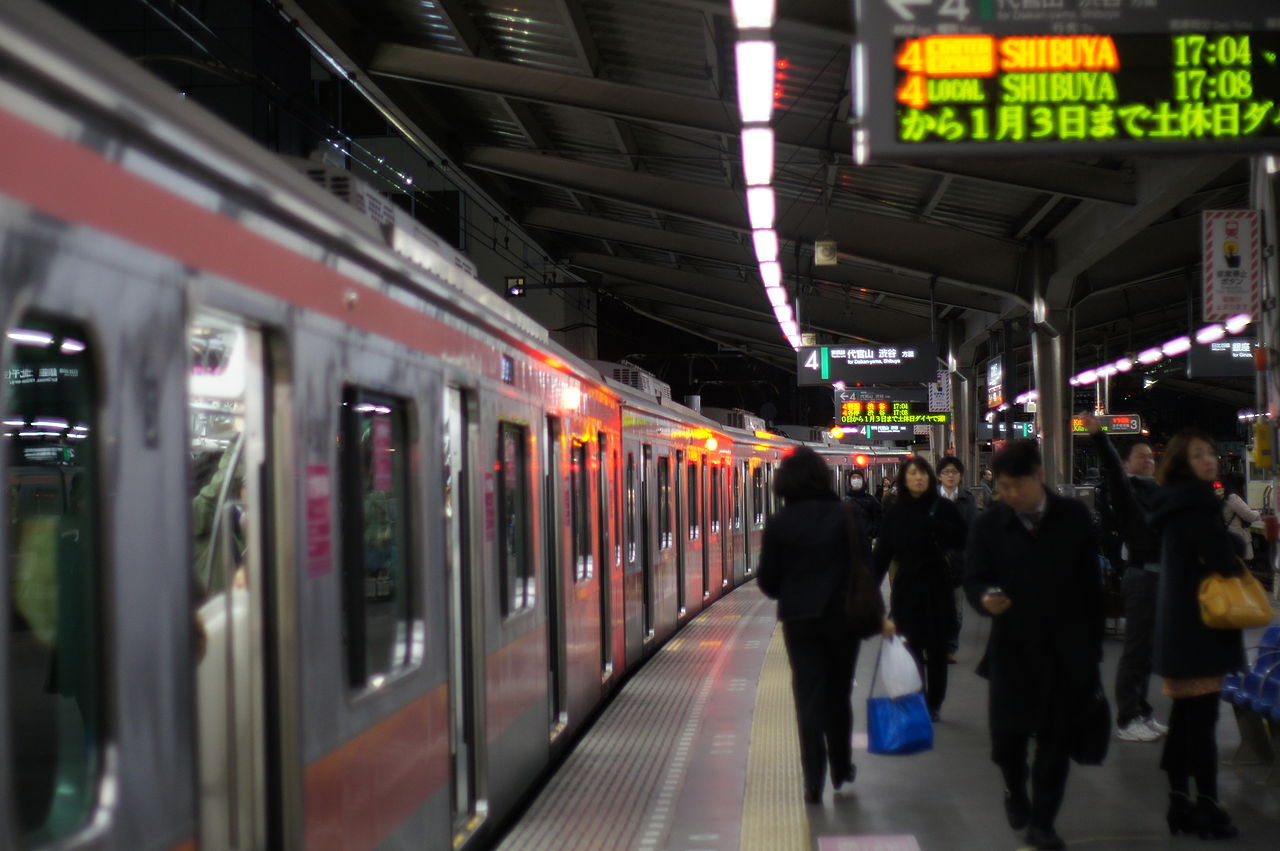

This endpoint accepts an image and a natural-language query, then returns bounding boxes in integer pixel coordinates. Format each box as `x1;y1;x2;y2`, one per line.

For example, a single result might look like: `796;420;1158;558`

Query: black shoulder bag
843;504;886;639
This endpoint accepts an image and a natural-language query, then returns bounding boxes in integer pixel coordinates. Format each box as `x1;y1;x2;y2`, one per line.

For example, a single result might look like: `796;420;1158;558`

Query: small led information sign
798;342;938;385
1187;338;1254;379
855;0;1280;157
976;421;1035;440
986;357;1004;408
839;399;949;426
838;386;928;403
1070;413;1142;434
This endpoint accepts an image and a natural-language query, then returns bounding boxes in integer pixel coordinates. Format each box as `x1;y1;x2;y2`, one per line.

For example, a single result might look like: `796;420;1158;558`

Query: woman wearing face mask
1149;430;1245;839
845;470;883;541
872;457;965;720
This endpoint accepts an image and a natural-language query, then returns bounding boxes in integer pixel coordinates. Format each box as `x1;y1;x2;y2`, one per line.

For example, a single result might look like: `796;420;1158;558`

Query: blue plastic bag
867;692;934;755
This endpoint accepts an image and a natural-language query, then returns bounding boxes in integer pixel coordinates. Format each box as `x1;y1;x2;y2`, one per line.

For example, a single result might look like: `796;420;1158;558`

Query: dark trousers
991;680;1074;831
782;614;859;794
903;631;949;714
946;589;962;654
1114;566;1157;725
1161;692;1222;799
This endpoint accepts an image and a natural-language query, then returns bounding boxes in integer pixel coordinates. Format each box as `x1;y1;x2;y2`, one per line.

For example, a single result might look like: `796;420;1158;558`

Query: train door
641;445;654;640
596;433;613;677
674;449;686;616
443;388;483;827
188;310;279;850
543;417;567;733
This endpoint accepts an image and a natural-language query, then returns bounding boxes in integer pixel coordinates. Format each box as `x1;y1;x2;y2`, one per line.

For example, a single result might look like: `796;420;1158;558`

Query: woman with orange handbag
1149;429;1247;839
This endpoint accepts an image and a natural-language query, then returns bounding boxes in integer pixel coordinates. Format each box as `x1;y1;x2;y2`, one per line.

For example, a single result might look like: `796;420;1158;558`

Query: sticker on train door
483;471;495;542
306;465;332;577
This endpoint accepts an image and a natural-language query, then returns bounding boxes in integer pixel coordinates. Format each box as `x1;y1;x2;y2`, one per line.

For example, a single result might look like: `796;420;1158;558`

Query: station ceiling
284;0;1252;406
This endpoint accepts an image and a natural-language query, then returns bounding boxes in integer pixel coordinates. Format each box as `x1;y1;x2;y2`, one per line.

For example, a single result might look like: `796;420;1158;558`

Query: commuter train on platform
0;4;905;849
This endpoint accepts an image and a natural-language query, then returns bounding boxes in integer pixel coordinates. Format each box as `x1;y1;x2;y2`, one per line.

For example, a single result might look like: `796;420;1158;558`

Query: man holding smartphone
964;440;1105;851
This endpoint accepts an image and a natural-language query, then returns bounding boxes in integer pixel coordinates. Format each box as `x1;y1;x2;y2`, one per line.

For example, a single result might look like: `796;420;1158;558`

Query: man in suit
964;440;1105;851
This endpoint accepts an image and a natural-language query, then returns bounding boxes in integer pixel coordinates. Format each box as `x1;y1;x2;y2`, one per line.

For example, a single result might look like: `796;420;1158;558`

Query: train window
5;318;102;843
752;464;765;527
733;465;742;531
497;422;533;614
686;461;699;541
625;453;637;565
570;441;592;582
339;387;413;688
657;454;672;549
710;466;721;534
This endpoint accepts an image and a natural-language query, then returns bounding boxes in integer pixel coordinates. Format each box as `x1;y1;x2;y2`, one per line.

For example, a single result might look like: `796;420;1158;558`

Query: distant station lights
732;1;799;351
1069;314;1253;387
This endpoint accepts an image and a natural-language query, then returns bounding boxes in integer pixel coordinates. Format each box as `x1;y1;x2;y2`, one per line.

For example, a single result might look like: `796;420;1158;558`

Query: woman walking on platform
758;447;887;804
1149;430;1245;839
872;457;965;721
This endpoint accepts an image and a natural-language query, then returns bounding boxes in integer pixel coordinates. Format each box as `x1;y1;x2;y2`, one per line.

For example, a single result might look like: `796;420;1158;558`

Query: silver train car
0;3;905;849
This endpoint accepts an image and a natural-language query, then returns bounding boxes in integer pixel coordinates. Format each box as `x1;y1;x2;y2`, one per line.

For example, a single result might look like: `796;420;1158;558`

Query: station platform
495;582;1280;851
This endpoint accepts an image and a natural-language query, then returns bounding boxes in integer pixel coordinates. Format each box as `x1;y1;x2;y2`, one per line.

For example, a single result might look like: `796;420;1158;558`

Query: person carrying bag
866;635;934;756
757;448;891;805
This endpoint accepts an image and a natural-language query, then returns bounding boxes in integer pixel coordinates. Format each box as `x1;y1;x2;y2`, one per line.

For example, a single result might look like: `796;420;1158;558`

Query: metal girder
468;147;1023;289
1046;156;1239;306
653;0;853;44
526;207;751;265
907;160;1136;206
551;0;601;77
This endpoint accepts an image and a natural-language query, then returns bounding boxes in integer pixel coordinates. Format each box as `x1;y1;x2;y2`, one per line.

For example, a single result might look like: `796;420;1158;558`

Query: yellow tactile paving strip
740;625;807;851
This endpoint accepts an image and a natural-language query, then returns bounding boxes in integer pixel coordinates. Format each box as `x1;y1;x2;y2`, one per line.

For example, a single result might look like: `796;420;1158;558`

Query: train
0;3;907;849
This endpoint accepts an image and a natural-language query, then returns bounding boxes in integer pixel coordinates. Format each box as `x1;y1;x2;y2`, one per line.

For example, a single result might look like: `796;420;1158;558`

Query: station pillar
1032;307;1073;488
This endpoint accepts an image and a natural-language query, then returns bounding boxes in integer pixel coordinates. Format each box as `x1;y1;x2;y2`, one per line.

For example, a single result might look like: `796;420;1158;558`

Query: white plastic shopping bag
879;635;923;699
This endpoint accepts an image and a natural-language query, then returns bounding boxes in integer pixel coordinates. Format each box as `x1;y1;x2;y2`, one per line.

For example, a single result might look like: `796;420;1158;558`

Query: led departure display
892;33;1280;149
1070;413;1142;434
839;399;949;426
856;0;1280;157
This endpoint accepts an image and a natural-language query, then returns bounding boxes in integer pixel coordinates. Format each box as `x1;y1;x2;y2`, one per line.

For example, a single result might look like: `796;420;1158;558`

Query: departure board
838;399;949;426
855;0;1280;157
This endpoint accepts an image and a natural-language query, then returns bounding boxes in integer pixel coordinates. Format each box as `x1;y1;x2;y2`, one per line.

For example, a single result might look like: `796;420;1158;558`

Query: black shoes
1167;791;1197;835
1003;788;1030;831
803;786;821;804
1025;825;1065;850
831;764;857;792
1195;795;1239;839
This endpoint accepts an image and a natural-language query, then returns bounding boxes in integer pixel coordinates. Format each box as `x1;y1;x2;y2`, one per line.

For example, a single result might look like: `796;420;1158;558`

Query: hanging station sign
838;398;949;426
798;342;938;385
985;357;1004;408
1187;337;1255;379
1070;413;1142;434
837;386;929;403
854;0;1280;158
1202;210;1262;321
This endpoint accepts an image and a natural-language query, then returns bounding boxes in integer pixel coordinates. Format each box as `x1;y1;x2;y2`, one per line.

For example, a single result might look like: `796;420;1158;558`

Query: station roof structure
284;0;1252;407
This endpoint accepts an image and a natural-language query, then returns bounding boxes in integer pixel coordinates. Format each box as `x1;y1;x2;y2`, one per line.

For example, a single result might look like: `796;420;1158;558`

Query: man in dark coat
1081;412;1167;742
964;440;1105;851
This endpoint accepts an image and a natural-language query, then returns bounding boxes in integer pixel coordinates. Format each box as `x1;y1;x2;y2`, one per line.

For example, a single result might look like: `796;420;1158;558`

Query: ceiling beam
652;0;853;44
468;147;1023;289
905;160;1136;206
1046;156;1239;305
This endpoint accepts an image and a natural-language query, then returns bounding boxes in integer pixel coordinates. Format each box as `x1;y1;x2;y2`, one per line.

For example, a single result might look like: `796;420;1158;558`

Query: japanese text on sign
839;400;949;425
1070;413;1142;434
1202;210;1261;322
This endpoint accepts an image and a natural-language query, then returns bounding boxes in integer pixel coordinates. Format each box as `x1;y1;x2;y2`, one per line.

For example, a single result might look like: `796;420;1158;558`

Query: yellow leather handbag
1198;565;1273;630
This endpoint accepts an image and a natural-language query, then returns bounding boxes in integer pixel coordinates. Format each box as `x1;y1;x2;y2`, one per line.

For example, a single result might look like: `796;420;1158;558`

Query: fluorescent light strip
765;285;786;307
735;41;776;124
731;0;775;29
773;303;793;324
752;229;778;263
741;127;774;186
1071;317;1254;386
759;261;781;288
747;186;775;230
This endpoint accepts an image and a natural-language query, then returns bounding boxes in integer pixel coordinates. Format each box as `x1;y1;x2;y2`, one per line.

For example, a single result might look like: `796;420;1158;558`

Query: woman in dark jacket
758;447;884;804
1149;429;1246;838
872;456;965;720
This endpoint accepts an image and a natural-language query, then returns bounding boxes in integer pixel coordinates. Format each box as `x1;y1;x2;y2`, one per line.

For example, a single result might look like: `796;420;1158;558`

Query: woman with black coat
872;457;966;720
758;447;886;804
1149;429;1246;839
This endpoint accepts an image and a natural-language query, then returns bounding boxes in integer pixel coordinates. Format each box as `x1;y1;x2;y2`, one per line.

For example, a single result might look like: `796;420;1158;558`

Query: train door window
733;464;743;531
339;387;414;687
752;464;765;527
686;460;699;541
6;319;102;844
596;435;613;675
625;452;637;566
657;454;672;549
497;423;533;614
570;441;591;582
710;465;721;534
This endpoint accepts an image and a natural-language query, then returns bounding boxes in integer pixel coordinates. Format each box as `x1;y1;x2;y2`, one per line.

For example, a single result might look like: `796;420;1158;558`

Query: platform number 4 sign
884;0;971;22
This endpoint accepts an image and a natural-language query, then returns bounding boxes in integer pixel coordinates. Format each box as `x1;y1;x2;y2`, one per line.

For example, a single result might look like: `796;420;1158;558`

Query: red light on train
854;454;870;467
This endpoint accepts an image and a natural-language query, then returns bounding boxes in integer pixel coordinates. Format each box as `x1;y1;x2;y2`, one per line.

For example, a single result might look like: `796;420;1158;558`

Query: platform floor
496;582;1280;851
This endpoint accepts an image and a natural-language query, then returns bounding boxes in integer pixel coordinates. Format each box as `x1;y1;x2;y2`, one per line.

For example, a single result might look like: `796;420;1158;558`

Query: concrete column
1033;307;1073;488
955;366;977;482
